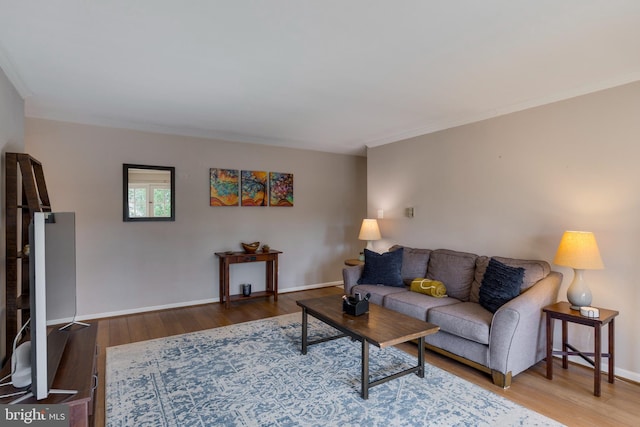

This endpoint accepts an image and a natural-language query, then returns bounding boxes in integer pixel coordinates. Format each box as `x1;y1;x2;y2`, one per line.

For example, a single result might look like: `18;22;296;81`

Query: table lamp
358;219;381;259
553;231;604;309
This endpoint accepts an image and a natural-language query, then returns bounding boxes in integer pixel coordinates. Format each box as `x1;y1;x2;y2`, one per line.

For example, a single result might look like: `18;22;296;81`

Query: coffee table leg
301;308;308;355
417;336;425;378
361;339;369;399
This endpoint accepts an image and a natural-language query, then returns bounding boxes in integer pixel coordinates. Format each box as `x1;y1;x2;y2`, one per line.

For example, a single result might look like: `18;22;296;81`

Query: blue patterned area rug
106;313;563;427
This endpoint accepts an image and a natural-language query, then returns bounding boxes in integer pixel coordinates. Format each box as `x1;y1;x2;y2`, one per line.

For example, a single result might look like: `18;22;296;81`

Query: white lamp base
567;268;592;310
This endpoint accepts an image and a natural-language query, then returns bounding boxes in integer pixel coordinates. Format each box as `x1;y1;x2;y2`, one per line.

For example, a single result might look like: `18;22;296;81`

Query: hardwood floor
92;286;639;427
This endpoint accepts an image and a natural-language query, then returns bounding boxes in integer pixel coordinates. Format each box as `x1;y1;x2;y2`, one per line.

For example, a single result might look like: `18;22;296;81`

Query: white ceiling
1;1;639;156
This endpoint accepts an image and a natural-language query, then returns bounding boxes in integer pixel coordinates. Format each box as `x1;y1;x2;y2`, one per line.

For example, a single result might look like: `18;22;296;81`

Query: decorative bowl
242;242;260;254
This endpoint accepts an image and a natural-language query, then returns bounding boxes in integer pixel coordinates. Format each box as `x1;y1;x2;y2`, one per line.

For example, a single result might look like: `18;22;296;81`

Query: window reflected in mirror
123;164;175;221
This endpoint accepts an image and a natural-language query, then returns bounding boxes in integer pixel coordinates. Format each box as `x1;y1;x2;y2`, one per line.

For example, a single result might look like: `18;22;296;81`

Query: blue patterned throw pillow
357;248;404;287
479;258;525;313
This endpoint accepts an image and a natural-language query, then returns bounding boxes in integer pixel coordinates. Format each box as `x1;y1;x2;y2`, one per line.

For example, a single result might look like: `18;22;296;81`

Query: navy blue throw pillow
357;248;404;287
479;258;525;313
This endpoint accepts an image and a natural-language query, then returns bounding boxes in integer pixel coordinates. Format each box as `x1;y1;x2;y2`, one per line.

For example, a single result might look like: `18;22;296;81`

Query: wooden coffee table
296;295;439;399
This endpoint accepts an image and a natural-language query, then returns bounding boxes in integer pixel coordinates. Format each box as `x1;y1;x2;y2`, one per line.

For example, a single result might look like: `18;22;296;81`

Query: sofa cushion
470;256;551;303
479;258;525;313
384;291;461;322
426;249;477;301
390;245;431;285
357;248;404;287
351;284;408;307
427;302;493;345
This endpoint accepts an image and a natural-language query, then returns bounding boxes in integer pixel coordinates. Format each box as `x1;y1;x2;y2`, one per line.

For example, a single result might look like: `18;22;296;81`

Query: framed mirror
123;164;175;222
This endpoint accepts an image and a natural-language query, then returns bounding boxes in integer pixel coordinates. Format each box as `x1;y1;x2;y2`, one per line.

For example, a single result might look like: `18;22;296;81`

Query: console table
543;301;618;396
215;250;282;309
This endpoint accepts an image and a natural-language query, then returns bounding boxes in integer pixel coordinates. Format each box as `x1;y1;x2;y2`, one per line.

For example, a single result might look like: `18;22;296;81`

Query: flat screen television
28;211;79;400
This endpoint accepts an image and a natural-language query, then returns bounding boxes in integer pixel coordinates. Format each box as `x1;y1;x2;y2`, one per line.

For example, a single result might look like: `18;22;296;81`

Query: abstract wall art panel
241;170;268;206
210;168;239;206
269;172;293;207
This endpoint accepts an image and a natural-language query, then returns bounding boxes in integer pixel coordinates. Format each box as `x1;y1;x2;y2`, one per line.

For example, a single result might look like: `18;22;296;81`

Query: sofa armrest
342;265;364;295
488;271;562;377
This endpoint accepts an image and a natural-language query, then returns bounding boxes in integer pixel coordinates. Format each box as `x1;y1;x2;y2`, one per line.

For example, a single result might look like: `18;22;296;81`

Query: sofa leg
491;371;512;389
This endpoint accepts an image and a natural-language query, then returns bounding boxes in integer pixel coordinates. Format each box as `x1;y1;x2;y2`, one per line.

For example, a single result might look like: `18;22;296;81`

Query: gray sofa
343;246;562;388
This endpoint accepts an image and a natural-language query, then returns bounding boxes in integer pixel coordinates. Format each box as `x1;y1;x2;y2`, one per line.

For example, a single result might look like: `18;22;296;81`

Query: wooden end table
344;258;364;266
543;301;619;396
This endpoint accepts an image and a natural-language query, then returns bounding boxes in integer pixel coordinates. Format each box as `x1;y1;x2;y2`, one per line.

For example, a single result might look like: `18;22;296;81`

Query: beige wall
0;66;25;362
11;68;640;381
25;118;367;318
367;81;640;381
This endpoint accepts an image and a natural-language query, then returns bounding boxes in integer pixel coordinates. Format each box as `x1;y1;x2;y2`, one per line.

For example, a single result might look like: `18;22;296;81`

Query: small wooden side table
215;250;282;309
344;258;364;266
543;301;619;396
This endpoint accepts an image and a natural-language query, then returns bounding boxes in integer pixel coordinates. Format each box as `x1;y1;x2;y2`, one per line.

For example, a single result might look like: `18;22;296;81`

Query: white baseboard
279;281;343;293
615;367;640;384
75;281;343;322
551;351;639;384
75;298;217;322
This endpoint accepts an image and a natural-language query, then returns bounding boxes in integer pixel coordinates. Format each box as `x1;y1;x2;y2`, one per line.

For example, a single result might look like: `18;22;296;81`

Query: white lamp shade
358;219;381;241
553;231;604;269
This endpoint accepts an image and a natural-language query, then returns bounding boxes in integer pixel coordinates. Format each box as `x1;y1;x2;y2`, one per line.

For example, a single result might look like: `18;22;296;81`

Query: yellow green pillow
410;278;447;297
